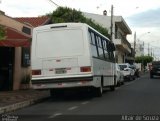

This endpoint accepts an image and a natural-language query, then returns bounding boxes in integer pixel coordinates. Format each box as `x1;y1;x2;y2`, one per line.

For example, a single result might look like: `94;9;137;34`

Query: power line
47;0;60;7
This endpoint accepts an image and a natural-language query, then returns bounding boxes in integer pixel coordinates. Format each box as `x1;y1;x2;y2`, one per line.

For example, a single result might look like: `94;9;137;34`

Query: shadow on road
49;89;109;102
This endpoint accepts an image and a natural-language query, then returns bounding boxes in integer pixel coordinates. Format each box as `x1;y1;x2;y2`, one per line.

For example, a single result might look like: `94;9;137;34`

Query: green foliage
135;55;153;66
49;7;110;38
0;26;6;40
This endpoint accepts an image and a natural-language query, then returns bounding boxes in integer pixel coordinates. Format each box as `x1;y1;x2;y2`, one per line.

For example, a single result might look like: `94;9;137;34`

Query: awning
0;39;30;47
0;27;31;47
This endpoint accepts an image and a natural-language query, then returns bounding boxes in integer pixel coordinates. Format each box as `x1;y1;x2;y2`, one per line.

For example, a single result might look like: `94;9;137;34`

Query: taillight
80;66;91;72
32;70;41;75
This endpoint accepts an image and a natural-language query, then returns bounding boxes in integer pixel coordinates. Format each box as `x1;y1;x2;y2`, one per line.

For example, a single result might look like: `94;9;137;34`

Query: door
0;47;14;91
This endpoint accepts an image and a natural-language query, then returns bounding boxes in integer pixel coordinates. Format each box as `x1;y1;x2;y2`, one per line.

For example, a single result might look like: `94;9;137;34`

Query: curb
0;96;49;114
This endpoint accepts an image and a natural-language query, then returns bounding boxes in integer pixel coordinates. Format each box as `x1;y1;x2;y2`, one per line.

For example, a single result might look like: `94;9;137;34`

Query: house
0;11;32;91
15;16;51;28
0;10;51;91
83;12;133;63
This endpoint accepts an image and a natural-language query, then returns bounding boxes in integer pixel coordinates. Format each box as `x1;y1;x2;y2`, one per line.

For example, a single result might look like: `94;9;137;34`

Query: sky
0;0;160;59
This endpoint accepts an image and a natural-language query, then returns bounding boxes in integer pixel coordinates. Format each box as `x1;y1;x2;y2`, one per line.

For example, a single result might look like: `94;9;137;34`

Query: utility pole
133;31;136;58
148;43;149;56
150;47;152;57
142;41;144;56
153;49;154;59
110;5;113;43
133;31;136;52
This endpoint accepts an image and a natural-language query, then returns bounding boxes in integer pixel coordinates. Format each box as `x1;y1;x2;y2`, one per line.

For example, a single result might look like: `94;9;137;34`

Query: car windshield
130;65;136;69
119;65;127;70
152;62;160;68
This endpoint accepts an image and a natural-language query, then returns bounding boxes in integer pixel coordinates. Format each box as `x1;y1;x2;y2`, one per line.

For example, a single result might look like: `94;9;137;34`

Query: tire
133;76;135;80
110;77;116;91
115;76;120;87
50;89;55;98
110;85;115;91
117;81;121;87
95;81;103;97
129;75;132;81
150;74;153;79
121;81;124;85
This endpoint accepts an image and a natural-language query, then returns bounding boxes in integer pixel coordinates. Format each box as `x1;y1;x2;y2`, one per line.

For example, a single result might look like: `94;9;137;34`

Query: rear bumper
32;76;93;84
31;76;94;89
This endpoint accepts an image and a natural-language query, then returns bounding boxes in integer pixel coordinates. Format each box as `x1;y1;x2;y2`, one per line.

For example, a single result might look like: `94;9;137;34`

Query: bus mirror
111;43;116;51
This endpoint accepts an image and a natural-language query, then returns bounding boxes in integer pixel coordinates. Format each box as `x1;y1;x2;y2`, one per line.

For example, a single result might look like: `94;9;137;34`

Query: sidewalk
0;89;50;114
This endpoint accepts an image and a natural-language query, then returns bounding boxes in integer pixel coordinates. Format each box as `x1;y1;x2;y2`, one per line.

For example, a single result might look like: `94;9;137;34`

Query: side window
96;35;104;59
88;30;92;44
102;39;109;60
91;32;96;45
89;31;98;57
88;28;113;61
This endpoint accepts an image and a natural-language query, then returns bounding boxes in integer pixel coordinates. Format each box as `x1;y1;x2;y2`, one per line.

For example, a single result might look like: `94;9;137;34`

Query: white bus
31;23;116;97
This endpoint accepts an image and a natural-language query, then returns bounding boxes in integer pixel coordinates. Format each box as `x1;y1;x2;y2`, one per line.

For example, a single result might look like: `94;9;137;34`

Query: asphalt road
5;73;160;121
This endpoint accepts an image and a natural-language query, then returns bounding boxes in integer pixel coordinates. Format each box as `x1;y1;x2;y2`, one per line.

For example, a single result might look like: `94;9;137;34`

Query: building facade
0;11;32;91
83;12;133;63
0;10;51;91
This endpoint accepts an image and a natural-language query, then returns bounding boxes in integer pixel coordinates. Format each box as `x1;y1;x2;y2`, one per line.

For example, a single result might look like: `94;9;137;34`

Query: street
6;73;160;121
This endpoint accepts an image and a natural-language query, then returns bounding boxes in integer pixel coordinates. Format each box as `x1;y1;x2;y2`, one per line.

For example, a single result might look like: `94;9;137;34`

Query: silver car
115;63;124;86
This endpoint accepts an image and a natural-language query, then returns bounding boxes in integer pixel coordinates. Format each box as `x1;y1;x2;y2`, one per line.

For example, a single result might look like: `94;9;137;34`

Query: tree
0;26;6;40
48;7;110;39
135;55;153;67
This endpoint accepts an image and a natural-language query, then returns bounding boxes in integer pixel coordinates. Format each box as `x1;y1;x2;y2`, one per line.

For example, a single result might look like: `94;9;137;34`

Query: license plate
55;68;66;74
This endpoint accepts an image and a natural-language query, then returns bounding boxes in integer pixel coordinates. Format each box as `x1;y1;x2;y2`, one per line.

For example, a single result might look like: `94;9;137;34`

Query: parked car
130;64;140;78
118;63;135;81
115;63;124;86
150;61;160;78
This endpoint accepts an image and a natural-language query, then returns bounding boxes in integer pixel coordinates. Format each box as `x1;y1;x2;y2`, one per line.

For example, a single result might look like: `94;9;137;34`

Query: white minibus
31;23;116;97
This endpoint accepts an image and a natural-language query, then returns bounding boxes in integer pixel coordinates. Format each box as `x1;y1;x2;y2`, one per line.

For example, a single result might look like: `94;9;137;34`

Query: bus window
90;32;98;57
102;39;109;60
91;32;96;45
96;36;104;59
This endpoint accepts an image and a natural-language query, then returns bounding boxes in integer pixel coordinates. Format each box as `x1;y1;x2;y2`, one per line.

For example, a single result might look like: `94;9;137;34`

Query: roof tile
15;16;50;27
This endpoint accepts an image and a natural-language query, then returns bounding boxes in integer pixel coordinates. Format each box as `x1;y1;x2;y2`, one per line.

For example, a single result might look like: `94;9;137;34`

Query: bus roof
33;22;111;41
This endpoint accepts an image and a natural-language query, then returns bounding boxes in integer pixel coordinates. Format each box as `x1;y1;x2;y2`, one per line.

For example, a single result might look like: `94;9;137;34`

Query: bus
31;23;116;97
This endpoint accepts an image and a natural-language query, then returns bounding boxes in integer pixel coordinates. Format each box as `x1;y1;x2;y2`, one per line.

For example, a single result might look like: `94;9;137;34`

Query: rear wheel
95;81;103;97
117;81;121;87
50;89;55;98
150;74;153;79
110;85;115;91
121;81;124;85
132;75;135;80
129;75;132;81
115;76;120;87
110;76;116;91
